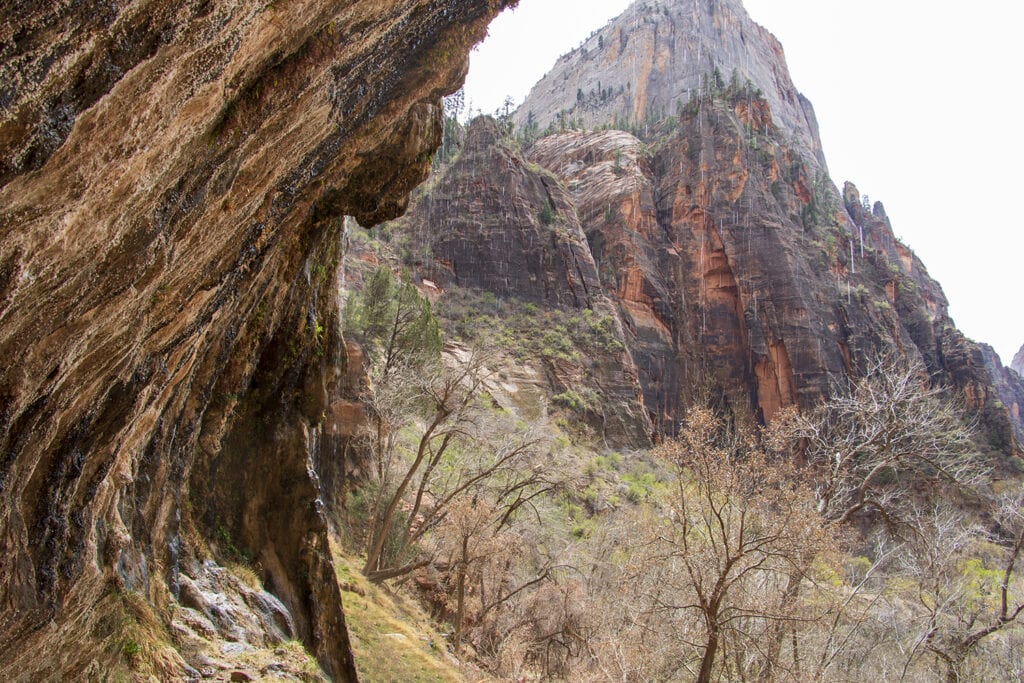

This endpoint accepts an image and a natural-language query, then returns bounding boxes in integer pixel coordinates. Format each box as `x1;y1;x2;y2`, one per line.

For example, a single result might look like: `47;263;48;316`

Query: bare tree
360;356;482;580
778;353;985;530
346;268;548;583
432;491;558;656
436;497;505;655
891;488;1024;682
798;541;899;682
633;408;835;683
361;349;562;585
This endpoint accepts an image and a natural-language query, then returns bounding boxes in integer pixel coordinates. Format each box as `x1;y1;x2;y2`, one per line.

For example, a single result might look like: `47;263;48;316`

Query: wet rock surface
0;0;513;679
175;562;295;647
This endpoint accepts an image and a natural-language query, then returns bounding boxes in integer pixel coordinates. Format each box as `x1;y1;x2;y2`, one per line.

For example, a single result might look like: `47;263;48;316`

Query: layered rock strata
393;117;653;448
406;0;1023;448
0;0;513;678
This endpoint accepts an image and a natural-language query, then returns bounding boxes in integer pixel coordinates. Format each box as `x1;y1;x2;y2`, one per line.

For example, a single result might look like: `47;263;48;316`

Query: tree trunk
759;571;803;682
454;535;468;655
363;411;445;578
945;655;966;683
697;627;721;683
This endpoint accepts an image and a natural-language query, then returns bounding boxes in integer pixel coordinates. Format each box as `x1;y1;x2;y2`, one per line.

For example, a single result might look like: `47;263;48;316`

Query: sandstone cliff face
525;95;914;431
402;101;1020;445
0;1;512;678
514;0;825;166
513;0;1022;448
839;185;1021;450
979;345;1024;447
414;118;603;308
390;117;653;448
548;113;1017;446
1013;344;1024;378
528;127;691;432
405;0;1023;450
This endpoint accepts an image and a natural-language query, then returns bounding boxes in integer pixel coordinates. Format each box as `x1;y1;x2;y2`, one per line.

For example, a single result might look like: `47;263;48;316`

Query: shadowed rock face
394;117;654;448
1013;345;1024;378
980;345;1024;447
415;118;604;308
0;0;513;678
839;186;1022;451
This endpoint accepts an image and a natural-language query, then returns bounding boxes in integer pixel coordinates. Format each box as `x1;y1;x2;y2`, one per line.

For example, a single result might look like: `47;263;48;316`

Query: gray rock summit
514;0;826;167
1013;344;1024;377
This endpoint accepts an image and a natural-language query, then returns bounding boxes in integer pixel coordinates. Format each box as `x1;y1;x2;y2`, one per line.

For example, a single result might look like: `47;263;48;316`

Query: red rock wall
392;117;654;448
527;93;1022;446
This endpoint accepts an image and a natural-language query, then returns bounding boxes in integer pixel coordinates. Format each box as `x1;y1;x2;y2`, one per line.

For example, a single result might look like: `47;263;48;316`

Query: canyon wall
390;117;654;448
0;0;513;678
980;345;1024;446
402;0;1024;448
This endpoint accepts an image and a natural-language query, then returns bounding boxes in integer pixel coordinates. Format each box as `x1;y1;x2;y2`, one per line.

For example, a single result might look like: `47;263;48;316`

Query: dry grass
332;548;468;683
84;588;184;682
227;561;263;591
223;639;326;681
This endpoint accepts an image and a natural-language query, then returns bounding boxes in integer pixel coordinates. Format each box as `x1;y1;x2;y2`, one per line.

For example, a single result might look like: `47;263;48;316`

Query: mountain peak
514;0;825;166
1013;344;1024;377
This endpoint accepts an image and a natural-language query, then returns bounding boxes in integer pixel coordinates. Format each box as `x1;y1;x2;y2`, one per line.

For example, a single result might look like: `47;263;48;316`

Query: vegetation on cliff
3;0;1022;680
336;214;1024;681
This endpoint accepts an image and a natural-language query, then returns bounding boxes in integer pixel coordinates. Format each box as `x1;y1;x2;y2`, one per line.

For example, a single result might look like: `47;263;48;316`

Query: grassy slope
332;544;474;683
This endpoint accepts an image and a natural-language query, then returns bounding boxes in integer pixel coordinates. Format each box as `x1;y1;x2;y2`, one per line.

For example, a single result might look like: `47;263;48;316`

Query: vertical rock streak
406;0;1024;444
0;0;513;678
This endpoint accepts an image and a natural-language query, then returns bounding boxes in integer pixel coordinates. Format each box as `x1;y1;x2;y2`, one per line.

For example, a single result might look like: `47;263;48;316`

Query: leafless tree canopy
777;353;986;529
340;281;1024;681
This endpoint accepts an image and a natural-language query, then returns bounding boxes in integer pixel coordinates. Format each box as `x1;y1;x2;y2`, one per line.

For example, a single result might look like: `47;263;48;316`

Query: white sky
464;0;1024;365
